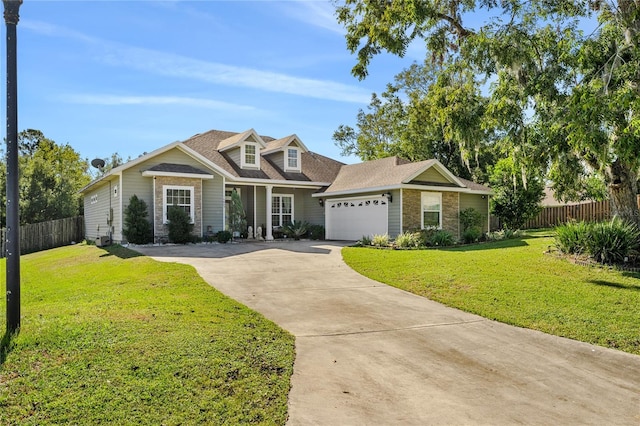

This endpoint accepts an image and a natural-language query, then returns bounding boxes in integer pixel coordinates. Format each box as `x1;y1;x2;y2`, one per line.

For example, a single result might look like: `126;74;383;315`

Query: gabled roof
262;134;309;155
217;128;266;152
182;129;342;184
319;156;491;196
141;163;213;179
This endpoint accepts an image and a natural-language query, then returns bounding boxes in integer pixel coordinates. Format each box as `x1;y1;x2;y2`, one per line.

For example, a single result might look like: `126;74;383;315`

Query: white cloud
97;43;371;104
25;20;370;104
61;94;256;111
278;1;344;35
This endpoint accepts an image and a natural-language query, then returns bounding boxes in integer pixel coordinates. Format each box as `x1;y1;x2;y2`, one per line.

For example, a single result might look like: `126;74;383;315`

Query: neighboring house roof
540;187;603;206
319;156;492;197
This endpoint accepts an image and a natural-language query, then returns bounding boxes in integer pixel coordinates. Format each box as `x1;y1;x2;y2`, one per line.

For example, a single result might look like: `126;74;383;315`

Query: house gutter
315;183;493;198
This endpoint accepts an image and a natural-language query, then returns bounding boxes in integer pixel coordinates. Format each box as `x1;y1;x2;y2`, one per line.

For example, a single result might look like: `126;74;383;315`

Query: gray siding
228;147;241;167
202;177;224;233
268;152;285;170
303;191;325;225
460;193;490;232
412;168;451;184
255;186;267;232
83;179;115;242
388;189;401;238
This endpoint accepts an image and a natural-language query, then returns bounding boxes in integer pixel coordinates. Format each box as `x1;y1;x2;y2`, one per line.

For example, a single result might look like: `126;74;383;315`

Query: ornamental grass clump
555;218;640;264
585;218;640;264
394;231;420;248
554;221;591;255
371;233;390;247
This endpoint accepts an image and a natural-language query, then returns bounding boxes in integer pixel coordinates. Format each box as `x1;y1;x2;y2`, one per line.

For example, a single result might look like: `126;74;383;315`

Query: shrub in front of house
485;229;523;241
123;195;153;244
308;224;325;240
216;230;232;244
283;220;309;240
167;206;194;244
371;233;390;247
459;207;484;244
358;235;372;246
394;231;421;248
416;229;455;247
461;228;483;244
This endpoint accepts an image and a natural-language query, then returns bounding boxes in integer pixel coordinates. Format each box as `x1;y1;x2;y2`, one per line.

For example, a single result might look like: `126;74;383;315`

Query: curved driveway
134;241;640;425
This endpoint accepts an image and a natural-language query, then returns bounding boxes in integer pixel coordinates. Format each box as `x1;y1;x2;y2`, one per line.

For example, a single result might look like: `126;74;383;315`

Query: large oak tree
335;0;640;224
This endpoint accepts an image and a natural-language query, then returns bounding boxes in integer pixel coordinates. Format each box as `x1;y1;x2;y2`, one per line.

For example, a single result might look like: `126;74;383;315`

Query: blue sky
6;0;424;166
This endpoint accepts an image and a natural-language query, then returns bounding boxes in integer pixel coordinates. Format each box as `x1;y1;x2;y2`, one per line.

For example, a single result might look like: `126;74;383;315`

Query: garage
325;195;388;240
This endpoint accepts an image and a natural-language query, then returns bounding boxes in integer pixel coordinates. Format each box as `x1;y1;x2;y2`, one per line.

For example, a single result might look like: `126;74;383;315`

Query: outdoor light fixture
383;192;393;203
318;198;324;207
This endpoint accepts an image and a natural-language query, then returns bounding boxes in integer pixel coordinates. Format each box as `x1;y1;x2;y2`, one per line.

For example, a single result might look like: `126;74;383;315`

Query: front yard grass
342;233;640;355
0;244;294;425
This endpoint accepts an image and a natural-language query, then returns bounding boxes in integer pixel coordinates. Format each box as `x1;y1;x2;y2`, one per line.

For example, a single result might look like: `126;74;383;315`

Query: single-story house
80;128;492;242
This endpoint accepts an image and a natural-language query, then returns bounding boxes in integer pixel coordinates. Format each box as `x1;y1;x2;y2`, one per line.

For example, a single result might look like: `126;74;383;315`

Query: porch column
253;185;257;235
265;185;273;240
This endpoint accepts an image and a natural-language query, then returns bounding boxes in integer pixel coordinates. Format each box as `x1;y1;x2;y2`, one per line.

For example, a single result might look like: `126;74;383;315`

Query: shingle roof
458;177;492;193
145;163;212;175
182;129;343;183
324;157;435;193
323;156;491;194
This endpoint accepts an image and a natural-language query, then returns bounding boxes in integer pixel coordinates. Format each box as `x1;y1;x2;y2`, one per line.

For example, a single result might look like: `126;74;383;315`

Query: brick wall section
153;176;202;242
442;191;459;238
402;189;460;238
402;189;422;231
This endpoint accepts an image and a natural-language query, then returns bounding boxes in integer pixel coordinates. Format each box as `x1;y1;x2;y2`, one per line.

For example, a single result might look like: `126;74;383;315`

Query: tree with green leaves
228;189;247;237
333;61;494;180
335;0;640;225
0;129;90;226
167;205;193;244
489;157;545;230
123;195;153;244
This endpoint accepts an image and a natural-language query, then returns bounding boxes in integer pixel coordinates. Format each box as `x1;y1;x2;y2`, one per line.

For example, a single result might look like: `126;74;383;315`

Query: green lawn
342;233;640;355
0;244;294;425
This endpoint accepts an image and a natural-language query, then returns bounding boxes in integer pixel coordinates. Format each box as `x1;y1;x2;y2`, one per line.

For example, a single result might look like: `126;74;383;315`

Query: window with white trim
163;185;194;223
286;147;300;171
272;194;293;227
242;143;258;168
421;192;442;229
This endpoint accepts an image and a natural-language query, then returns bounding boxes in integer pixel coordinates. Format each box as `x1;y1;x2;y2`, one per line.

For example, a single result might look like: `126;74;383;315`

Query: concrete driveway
133;241;640;425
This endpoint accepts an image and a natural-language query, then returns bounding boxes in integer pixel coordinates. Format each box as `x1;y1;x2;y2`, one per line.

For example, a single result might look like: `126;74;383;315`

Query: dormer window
286;147;300;172
242;143;258;168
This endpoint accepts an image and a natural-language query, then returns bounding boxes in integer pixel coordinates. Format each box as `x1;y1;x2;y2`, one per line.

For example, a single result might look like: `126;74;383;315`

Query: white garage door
325;195;388;240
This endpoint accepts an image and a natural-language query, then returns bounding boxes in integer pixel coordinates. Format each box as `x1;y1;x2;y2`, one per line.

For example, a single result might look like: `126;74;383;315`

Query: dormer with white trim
261;134;308;173
217;128;266;170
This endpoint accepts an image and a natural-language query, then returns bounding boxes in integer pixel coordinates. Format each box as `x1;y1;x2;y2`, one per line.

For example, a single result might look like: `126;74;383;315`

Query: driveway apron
134;241;640;425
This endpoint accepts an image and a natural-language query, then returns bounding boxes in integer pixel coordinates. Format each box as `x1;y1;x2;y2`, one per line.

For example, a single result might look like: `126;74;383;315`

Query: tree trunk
606;159;640;226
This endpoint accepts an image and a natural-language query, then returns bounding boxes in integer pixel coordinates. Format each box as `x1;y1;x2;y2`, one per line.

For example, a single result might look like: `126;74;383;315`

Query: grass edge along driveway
342;233;640;356
0;244;294;425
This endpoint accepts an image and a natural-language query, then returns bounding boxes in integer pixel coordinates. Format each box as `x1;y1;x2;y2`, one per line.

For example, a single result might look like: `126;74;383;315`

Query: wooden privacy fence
0;216;84;258
491;195;640;230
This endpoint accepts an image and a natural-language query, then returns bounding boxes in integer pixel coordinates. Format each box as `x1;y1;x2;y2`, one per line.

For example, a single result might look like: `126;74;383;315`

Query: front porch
223;184;325;240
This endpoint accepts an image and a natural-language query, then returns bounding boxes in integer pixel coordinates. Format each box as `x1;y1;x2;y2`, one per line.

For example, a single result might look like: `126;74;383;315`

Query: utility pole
4;0;22;334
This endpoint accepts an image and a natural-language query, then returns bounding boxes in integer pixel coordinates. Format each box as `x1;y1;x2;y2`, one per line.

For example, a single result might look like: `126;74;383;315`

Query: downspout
399;188;403;232
153;177;156;241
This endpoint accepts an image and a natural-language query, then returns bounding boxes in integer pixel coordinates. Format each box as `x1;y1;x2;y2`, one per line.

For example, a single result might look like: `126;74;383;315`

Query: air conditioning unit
95;236;110;247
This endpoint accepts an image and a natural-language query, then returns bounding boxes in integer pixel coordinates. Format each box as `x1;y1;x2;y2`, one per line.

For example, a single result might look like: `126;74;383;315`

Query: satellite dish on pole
91;158;106;169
